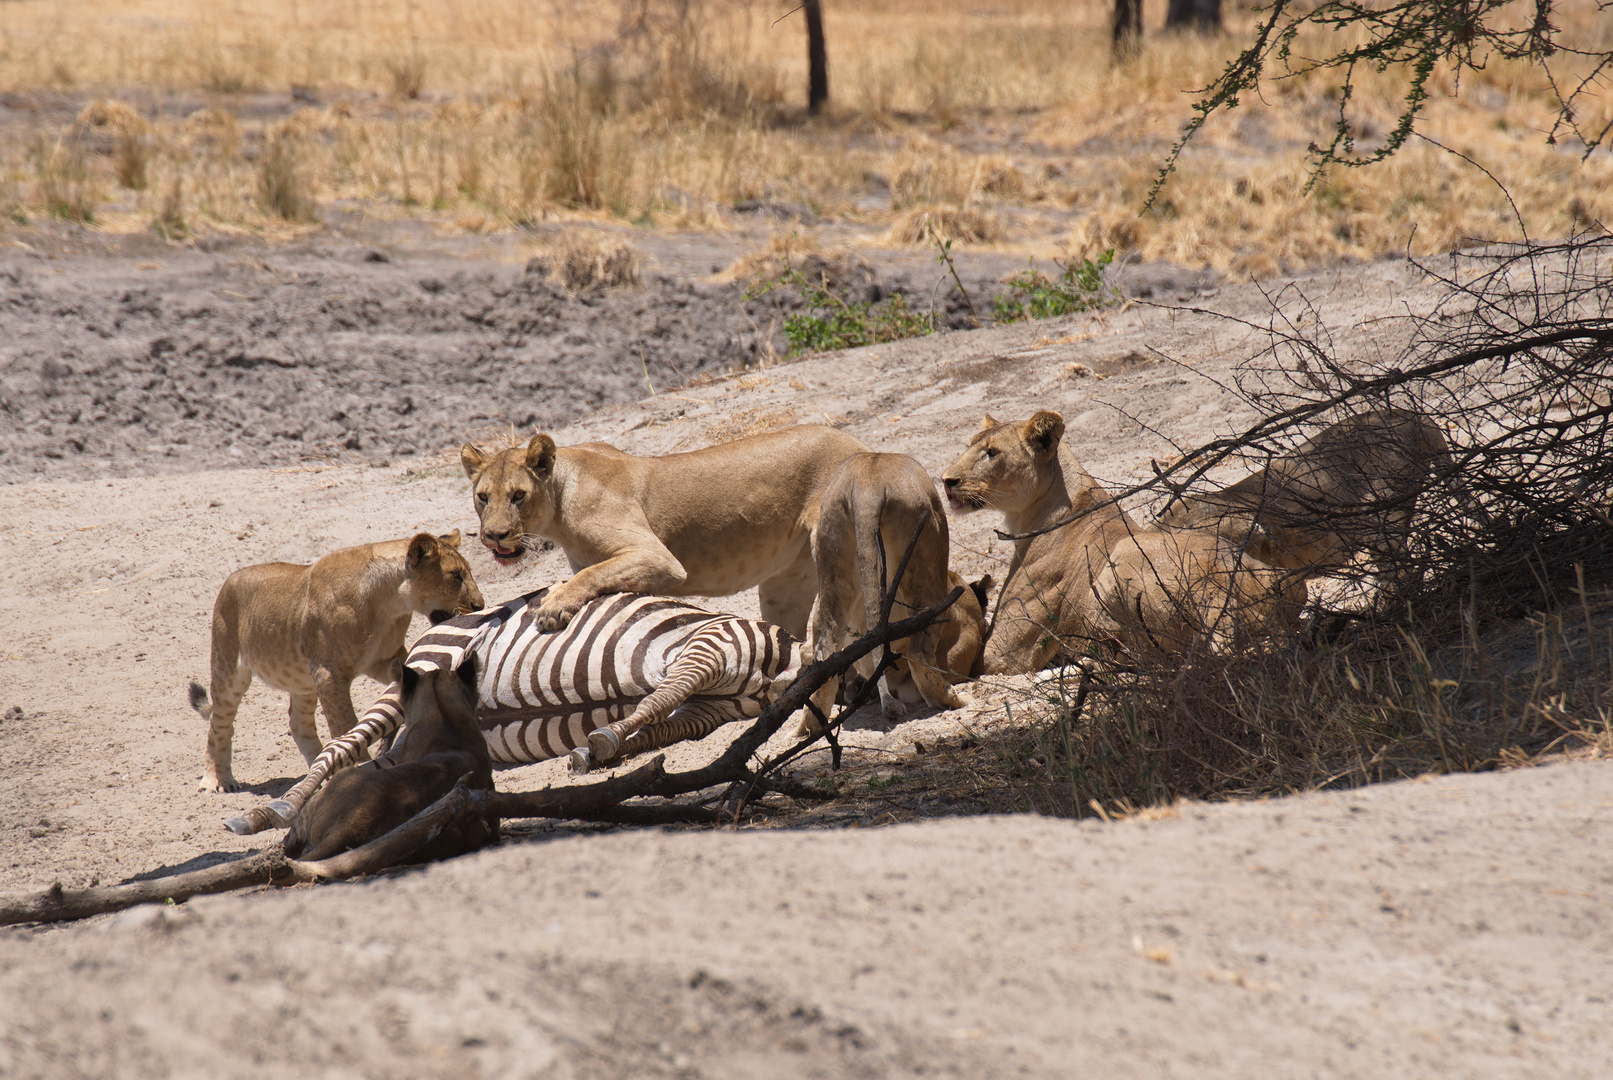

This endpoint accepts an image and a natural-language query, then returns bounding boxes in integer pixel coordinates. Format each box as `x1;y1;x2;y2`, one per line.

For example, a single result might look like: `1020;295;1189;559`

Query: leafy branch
1148;0;1613;204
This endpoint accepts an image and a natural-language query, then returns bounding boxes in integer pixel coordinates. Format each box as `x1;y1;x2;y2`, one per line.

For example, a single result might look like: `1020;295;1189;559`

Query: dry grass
0;1;1607;271
524;229;643;292
769;599;1613;827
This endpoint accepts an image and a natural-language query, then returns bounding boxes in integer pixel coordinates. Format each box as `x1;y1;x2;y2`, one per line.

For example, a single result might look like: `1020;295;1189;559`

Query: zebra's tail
188;681;212;721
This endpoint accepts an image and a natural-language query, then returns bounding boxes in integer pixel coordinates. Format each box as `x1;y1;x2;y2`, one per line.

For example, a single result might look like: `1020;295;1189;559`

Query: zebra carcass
225;588;805;835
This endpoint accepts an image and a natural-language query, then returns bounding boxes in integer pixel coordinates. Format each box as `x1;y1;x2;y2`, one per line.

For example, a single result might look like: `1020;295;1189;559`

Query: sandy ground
2;243;1608;1076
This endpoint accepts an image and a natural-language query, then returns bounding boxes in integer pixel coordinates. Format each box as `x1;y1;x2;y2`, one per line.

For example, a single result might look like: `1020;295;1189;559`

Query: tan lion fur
460;425;868;636
802;452;979;731
943;412;1302;674
1092;531;1307;658
1156;408;1454;581
189;532;484;793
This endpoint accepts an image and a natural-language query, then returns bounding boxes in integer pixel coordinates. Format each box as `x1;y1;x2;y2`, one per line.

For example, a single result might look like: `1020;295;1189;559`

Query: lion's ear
1024;411;1064;458
461;444;489;480
406;532;440;570
976;414;999;433
970;574;995;609
525;433;557;478
439;528;462;548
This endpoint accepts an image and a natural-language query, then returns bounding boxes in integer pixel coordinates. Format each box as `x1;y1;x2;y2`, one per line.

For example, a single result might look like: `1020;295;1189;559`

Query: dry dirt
1;238;1609;1078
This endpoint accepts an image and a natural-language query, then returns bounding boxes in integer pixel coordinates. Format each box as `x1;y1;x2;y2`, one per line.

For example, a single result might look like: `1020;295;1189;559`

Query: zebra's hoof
587;727;621;764
568;747;595;774
265;799;296;828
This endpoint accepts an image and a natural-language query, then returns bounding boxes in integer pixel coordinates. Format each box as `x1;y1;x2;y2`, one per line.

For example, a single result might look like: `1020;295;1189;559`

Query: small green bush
750;269;936;355
992;249;1116;324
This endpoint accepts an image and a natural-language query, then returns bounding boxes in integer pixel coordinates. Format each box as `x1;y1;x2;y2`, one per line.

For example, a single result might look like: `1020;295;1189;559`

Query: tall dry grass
0;0;1607;270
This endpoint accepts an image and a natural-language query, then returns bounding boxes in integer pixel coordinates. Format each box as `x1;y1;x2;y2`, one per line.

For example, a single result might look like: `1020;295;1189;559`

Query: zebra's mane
405;588;552;673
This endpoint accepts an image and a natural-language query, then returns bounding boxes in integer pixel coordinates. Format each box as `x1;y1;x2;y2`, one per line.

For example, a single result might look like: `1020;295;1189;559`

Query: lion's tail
188;681;213;721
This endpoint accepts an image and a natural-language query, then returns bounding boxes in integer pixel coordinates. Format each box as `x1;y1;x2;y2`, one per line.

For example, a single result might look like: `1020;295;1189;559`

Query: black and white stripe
225;588;803;835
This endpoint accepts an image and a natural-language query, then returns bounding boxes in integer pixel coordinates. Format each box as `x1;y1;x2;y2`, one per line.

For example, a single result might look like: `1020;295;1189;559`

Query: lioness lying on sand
461;425;867;636
942;412;1302;674
1156;408;1454;583
189;531;484;793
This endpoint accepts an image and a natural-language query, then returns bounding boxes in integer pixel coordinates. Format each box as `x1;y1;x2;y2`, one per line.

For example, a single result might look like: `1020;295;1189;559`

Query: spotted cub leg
190;665;252;793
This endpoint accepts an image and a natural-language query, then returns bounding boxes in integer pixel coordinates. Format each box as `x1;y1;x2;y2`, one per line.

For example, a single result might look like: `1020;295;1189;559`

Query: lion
1091;531;1307;658
188;531;484;793
942;412;1142;674
873;570;993;708
460;424;868;637
942;412;1302;674
1155;408;1454;583
801;453;983;730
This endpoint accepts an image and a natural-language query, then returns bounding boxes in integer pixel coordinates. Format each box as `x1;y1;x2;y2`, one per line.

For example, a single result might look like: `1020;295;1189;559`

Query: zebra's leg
584;640;727;766
619;703;732;755
287;690;324;765
228;683;408;835
195;664;252;793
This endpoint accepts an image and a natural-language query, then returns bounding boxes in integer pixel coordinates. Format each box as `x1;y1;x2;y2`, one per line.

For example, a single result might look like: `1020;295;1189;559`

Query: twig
929;225;981;328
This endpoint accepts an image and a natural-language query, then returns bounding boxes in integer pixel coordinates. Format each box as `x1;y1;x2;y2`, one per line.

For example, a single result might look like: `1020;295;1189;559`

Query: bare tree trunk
1112;0;1143;55
805;0;828;114
1165;0;1221;33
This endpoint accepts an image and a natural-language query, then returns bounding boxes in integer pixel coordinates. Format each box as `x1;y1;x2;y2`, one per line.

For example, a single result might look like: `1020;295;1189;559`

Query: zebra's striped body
225;588;804;835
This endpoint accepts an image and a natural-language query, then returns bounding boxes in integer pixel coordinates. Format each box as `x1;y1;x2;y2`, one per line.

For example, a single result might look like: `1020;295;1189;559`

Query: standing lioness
189;532;484;792
461;425;868;636
805;452;979;727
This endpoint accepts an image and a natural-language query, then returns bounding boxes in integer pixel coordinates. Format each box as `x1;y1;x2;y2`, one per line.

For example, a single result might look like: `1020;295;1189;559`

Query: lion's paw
199;773;239;794
535;605;575;633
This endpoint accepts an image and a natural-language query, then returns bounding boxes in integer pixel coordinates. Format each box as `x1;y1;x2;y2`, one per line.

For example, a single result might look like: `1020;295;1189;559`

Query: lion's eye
510;491;526;503
476;492;489;505
450;571;465;584
982;448;998;459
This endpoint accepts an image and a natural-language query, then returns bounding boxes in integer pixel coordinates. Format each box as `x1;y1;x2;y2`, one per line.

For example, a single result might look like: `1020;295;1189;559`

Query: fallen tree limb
0;850;291;927
1;780;485;925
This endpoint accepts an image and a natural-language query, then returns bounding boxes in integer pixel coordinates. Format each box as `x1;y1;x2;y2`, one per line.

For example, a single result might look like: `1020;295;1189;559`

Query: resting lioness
189;532;484;793
1156;408;1454;582
803;452;978;728
460;425;868;636
942;412;1301;673
942;412;1141;674
1092;531;1306;657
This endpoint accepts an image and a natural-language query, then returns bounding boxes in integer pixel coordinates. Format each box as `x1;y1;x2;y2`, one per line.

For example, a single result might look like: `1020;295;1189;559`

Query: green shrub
750;269;936;355
992;249;1116;324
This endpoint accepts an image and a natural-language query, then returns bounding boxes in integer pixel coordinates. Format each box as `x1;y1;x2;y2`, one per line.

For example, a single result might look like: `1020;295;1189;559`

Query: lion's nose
942;477;959;490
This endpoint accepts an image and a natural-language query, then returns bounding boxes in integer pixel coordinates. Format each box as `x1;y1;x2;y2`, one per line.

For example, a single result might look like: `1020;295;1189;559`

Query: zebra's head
768;638;809;700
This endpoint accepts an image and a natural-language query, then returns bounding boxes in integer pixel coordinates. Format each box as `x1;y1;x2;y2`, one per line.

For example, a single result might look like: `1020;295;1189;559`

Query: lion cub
189;531;484;793
804;452;978;729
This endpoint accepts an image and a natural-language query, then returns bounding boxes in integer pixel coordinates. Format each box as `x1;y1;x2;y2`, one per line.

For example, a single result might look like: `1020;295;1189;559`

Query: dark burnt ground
0;223;1220;481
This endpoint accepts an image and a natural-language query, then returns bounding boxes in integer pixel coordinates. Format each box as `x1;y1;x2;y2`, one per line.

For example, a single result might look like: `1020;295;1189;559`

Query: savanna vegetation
0;0;1608;275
